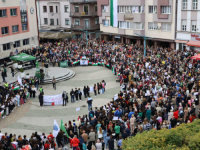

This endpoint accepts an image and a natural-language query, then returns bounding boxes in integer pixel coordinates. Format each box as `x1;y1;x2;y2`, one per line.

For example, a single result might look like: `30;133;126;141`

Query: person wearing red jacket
44;141;50;150
173;109;179;120
71;135;80;150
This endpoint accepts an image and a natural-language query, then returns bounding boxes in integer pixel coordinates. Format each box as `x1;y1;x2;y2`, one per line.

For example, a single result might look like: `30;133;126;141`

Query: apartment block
0;0;39;59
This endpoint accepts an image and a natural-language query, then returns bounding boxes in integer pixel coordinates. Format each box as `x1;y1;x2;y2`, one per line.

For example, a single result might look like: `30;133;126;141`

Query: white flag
53;119;60;137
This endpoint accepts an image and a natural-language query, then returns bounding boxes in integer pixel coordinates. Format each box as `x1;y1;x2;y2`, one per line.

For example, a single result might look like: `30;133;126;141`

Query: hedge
122;120;200;150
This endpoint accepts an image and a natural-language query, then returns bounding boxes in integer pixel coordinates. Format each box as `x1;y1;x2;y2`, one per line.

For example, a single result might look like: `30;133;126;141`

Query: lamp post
135;33;154;57
79;29;94;46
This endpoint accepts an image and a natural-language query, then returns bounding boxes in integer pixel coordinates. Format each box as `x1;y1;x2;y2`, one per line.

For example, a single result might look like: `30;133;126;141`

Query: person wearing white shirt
97;127;103;139
95;139;102;150
0;131;3;140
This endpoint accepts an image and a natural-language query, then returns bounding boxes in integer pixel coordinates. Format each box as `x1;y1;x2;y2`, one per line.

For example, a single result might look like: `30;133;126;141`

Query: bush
122;120;200;150
20;68;24;73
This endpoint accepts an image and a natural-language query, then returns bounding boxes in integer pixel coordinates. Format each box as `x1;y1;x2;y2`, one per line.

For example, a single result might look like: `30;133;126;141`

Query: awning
191;54;200;60
186;41;200;47
175;40;188;44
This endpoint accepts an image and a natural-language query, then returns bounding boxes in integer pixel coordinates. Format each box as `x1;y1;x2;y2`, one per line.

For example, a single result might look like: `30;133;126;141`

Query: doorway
84;5;89;15
84;19;89;29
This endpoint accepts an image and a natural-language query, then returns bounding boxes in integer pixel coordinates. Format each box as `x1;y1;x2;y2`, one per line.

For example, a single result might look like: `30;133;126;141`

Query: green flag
60;119;69;138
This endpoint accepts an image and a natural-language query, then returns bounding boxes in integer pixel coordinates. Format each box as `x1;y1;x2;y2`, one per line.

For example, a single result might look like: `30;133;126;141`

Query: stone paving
0;66;120;139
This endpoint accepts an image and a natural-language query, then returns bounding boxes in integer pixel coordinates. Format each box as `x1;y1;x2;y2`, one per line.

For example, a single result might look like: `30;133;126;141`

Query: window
1;27;9;35
23;39;29;45
192;20;197;32
75;19;80;25
65;19;69;25
43;6;47;12
102;6;108;12
119;21;129;28
95;18;99;24
10;9;17;16
13;40;20;48
74;6;79;12
12;25;19;33
95;5;97;12
161;6;171;14
193;0;198;10
64;5;69;12
50;19;54;25
103;20;109;26
149;6;157;13
118;21;143;29
183;0;187;9
148;22;158;30
44;18;48;24
133;6;143;13
56;6;58;13
22;24;27;31
182;20;186;31
49;6;53;13
0;9;6;17
57;19;59;25
3;43;10;51
161;23;171;31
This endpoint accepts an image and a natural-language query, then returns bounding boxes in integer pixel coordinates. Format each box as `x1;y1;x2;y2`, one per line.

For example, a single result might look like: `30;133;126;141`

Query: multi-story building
36;0;71;31
176;0;200;51
70;0;100;39
98;0;176;49
0;0;39;59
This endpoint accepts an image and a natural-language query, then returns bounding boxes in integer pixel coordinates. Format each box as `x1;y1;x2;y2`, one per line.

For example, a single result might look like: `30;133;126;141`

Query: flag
60;119;69;138
112;67;114;73
13;86;20;91
0;110;4;116
26;92;29;98
53;119;60;137
110;0;118;27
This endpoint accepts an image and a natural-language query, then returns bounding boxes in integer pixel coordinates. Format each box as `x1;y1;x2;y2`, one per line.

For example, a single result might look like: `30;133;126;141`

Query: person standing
62;91;68;106
71;135;80;150
70;89;75;103
75;88;78;102
78;88;82;101
34;77;39;90
39;86;43;93
83;86;87;98
16;93;20;106
87;95;93;112
95;139;102;150
31;85;36;98
89;129;96;146
1;70;5;82
108;135;114;150
130;115;136;134
39;92;44;108
3;66;7;77
11;67;15;78
94;84;97;97
52;76;56;90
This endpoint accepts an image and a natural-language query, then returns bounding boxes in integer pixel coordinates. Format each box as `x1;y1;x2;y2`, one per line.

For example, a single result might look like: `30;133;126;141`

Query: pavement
0;66;120;139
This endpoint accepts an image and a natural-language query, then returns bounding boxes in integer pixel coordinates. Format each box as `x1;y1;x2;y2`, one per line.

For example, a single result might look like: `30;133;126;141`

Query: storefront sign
191;34;200;41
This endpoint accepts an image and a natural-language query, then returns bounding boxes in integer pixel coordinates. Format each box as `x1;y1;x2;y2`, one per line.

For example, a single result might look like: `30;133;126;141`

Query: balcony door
84;19;89;29
84;5;89;15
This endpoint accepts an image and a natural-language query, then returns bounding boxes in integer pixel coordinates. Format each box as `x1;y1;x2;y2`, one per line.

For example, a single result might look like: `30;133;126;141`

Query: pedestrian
31;85;36;98
34;77;39;90
70;89;75;103
87;95;93;112
71;135;80;150
1;70;5;82
130;115;136;134
95;139;102;150
108;135;114;150
75;88;78;102
94;84;97;97
39;92;44;108
83;86;87;98
78;88;82;101
52;76;56;90
3;66;7;77
62;91;68;106
11;67;15;78
16;93;20;106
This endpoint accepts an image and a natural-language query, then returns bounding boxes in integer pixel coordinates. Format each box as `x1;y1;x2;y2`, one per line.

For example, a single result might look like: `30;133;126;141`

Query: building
98;0;176;49
0;0;39;59
70;0;100;39
36;0;71;31
176;0;200;51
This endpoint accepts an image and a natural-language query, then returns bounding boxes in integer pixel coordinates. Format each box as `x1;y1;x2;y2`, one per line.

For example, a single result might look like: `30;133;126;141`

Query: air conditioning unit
2;0;6;2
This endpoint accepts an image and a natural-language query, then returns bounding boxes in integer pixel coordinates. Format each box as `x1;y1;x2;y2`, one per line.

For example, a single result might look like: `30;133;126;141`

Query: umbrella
10;53;36;61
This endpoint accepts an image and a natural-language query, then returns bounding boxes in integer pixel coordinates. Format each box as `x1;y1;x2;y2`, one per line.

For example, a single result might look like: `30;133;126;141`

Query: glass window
75;19;80;25
148;22;158;30
193;0;198;10
13;40;20;48
56;6;58;13
136;23;141;29
0;9;6;17
1;27;9;35
22;24;27;31
57;19;59;25
149;6;157;13
161;23;171;31
182;20;186;31
50;19;54;25
119;21;130;29
10;9;17;16
44;18;48;24
3;43;10;51
43;6;47;12
102;6;108;12
95;18;99;24
65;19;69;25
49;6;53;13
103;20;109;26
23;39;29;45
183;0;187;9
95;5;97;12
64;5;69;12
161;6;171;14
74;6;79;12
192;20;197;32
12;25;19;33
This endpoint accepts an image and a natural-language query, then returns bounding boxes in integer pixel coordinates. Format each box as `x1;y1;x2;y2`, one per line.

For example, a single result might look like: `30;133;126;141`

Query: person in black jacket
70;89;75;103
39;92;44;108
108;135;114;150
62;91;68;106
170;116;177;128
75;88;78;102
122;130;128;140
83;86;87;98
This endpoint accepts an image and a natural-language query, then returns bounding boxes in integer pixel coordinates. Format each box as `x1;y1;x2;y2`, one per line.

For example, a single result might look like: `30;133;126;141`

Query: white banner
43;94;63;106
80;60;88;65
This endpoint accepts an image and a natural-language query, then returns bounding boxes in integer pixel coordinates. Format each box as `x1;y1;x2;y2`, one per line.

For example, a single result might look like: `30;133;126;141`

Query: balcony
70;0;97;4
70;11;97;17
71;24;100;30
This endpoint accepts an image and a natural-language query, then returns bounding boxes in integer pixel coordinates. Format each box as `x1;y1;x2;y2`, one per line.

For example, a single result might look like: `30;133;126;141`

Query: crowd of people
0;38;200;150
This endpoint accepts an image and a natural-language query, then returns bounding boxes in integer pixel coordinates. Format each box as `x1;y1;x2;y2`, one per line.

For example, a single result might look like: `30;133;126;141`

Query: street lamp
135;33;154;57
79;29;94;46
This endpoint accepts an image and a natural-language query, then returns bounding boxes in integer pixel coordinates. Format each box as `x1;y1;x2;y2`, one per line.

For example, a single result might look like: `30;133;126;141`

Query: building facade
176;0;200;51
70;0;100;39
98;0;176;49
0;0;39;59
36;0;71;31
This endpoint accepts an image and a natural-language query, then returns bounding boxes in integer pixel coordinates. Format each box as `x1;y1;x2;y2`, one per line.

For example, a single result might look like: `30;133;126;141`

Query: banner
80;60;88;65
43;94;63;106
60;61;68;67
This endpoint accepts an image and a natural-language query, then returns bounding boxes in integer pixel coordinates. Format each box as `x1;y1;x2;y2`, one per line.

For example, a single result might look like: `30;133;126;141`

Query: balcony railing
70;0;97;3
70;11;97;17
71;24;100;30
